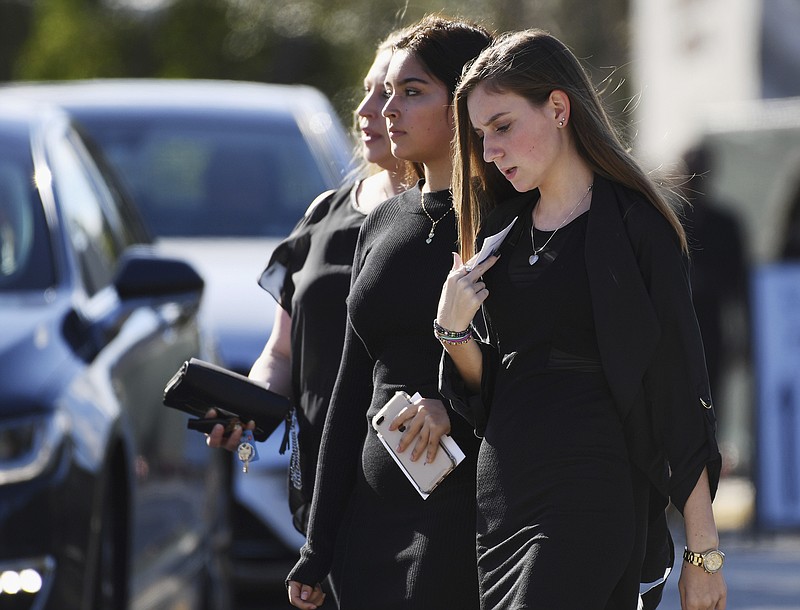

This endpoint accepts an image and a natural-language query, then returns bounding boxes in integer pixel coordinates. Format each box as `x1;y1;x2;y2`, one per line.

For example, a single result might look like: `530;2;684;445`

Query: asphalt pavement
244;477;800;609
662;529;800;609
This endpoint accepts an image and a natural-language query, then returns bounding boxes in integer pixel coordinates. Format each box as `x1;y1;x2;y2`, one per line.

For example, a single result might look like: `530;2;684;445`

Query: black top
442;176;721;604
451;177;720;507
493;204;600;367
288;184;481;609
259;182;366;527
476;195;641;609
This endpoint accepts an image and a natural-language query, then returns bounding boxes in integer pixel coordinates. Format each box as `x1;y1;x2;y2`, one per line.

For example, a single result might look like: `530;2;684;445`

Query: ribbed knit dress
287;184;481;610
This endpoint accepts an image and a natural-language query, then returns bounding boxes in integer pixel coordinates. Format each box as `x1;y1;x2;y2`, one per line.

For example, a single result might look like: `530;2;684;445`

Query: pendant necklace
421;191;454;244
529;183;593;265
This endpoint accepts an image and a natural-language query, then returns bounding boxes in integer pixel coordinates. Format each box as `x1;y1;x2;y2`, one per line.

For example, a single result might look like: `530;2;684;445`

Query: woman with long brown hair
437;29;726;610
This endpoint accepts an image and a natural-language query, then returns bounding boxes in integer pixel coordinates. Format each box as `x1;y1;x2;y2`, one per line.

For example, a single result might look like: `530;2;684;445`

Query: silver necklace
421;191;454;244
529;183;593;265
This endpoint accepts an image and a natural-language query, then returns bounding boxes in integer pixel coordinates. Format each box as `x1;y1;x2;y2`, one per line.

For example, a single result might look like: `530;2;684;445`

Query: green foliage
5;0;631;128
15;0;125;80
0;0;34;81
151;0;230;78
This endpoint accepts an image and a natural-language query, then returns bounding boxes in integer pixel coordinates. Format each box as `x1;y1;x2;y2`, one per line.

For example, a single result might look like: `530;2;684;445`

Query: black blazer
445;174;721;512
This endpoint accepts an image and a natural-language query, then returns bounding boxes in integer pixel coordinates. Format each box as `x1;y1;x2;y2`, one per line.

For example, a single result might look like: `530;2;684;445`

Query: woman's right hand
203;408;255;452
287;580;326;609
437;252;498;331
391;397;452;463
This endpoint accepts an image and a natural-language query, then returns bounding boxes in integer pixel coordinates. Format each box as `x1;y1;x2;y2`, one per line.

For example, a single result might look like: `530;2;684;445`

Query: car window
0;147;55;291
75;128;150;249
47;129;124;295
78;115;331;238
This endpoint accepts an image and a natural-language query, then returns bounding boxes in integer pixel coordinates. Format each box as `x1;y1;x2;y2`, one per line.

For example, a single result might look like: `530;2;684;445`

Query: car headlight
0;413;66;485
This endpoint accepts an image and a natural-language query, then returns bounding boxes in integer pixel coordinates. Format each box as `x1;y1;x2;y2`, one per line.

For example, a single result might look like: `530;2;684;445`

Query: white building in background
630;0;762;167
631;0;800;263
631;0;800;530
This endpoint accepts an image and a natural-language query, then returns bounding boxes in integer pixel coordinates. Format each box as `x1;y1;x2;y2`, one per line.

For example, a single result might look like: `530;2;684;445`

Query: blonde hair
348;27;418;187
453;29;687;259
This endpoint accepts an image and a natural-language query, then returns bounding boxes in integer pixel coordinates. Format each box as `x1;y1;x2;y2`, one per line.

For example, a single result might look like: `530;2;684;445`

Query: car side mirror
113;246;204;300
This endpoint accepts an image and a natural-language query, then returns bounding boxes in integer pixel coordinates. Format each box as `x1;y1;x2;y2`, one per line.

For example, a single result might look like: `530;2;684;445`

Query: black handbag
163;357;290;443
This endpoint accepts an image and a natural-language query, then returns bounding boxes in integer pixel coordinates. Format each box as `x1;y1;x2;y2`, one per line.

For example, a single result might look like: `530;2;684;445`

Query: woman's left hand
678;562;727;610
390;398;451;463
204;408;255;452
436;252;498;332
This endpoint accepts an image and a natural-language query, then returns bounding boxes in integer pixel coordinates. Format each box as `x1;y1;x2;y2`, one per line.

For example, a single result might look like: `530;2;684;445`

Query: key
236;429;260;474
237;441;253;472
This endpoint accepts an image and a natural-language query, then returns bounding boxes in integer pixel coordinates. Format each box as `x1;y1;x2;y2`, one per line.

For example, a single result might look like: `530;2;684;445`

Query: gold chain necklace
421;191;454;244
529;183;593;265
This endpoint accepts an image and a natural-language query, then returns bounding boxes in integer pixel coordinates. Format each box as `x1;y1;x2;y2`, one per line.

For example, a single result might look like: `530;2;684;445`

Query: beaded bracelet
433;320;473;345
438;331;473;346
433;319;471;338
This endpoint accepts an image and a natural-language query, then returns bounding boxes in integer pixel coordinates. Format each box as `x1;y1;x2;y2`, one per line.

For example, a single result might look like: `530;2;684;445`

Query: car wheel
200;549;233;610
92;472;128;610
201;454;234;610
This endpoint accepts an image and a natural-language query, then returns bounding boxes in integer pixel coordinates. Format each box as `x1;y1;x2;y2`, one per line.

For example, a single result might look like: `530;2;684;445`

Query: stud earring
558;118;565;127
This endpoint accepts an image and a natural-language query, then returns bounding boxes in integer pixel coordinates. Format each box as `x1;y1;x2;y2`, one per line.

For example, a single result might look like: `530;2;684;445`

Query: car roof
0;79;356;183
0;97;68;138
0;79;333;116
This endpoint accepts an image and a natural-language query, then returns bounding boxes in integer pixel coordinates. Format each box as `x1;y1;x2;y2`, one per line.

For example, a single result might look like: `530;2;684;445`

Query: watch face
703;550;724;572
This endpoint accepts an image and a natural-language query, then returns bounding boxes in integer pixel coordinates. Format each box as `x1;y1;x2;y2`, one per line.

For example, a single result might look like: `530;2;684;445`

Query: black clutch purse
163;358;290;442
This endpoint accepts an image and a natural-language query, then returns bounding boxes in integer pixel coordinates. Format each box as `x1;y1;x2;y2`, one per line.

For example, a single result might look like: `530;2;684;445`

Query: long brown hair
453;29;687;260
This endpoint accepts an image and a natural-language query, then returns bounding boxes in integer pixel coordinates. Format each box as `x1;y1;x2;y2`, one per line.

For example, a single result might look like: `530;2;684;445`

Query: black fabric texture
288;184;481;610
440;175;720;609
258;182;366;529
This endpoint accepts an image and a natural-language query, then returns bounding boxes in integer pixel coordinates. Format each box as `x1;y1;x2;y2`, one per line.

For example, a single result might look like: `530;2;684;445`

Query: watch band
683;546;725;573
683;547;703;567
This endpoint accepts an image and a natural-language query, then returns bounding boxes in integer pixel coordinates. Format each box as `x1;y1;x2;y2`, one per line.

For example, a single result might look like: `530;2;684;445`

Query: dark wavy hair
452;29;687;259
393;14;494;103
389;15;493;185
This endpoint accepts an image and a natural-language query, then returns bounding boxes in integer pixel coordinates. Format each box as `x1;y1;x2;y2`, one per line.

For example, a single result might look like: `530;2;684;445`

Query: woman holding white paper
436;30;725;610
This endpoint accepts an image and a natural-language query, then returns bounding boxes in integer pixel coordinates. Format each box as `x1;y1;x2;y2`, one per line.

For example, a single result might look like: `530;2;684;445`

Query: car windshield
0;142;55;291
76;113;333;238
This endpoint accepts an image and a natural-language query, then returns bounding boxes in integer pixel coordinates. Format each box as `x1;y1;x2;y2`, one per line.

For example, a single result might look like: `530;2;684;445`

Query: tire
201;452;234;610
92;472;129;610
200;548;233;610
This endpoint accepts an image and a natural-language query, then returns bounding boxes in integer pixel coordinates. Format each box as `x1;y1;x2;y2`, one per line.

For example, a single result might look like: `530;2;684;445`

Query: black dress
259;182;367;531
476;197;645;610
287;185;481;610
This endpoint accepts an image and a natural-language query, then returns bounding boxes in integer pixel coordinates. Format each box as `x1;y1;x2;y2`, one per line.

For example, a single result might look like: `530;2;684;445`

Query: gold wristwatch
683;546;725;574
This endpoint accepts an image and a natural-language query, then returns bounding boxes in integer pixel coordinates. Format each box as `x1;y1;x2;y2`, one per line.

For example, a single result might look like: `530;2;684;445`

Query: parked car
0;79;355;585
0;98;231;609
0;79;354;373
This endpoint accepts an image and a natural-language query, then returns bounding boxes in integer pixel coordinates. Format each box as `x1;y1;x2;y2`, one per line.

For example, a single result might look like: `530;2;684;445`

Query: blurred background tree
0;0;630;130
